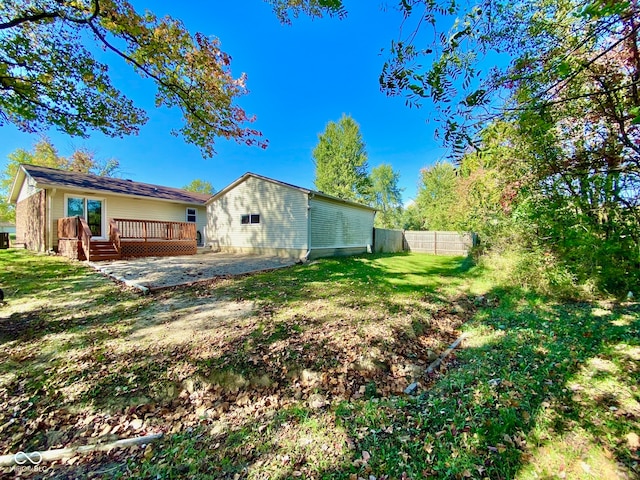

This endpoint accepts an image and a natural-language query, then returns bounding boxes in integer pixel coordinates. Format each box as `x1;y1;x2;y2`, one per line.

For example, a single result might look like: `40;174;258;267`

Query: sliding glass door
65;196;105;238
86;199;103;237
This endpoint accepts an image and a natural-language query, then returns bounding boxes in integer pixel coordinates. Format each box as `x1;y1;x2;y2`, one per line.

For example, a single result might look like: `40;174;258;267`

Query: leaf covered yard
0;250;638;479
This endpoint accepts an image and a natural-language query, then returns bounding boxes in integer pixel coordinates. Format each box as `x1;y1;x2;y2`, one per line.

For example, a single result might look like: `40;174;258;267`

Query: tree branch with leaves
0;0;267;157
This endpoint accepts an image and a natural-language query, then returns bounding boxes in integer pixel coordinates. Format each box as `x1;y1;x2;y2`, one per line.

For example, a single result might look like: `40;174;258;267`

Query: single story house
207;172;376;260
9;165;376;261
9;164;211;260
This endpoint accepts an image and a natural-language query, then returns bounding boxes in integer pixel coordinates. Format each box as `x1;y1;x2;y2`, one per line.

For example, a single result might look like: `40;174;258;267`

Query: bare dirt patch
124;295;256;349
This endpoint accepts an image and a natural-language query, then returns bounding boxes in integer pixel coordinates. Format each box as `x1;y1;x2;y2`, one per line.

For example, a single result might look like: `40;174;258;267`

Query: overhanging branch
0;1;100;30
85;18;224;131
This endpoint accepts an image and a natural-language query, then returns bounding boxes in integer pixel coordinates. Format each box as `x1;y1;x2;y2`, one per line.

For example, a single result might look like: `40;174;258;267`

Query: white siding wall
17;175;39;202
50;189;206;244
207;176;309;253
310;197;374;248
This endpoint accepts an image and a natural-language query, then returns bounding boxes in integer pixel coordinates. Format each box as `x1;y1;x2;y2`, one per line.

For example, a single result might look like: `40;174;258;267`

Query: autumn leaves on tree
0;0;266;157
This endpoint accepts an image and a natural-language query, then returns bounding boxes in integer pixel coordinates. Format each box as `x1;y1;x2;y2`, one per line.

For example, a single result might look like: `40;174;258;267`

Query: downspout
47;188;56;252
304;193;314;261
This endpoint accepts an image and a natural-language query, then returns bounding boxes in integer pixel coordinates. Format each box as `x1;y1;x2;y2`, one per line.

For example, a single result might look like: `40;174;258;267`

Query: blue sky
0;1;449;203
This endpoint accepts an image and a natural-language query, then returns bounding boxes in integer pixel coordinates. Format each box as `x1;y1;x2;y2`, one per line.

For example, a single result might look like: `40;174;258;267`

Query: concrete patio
89;252;297;291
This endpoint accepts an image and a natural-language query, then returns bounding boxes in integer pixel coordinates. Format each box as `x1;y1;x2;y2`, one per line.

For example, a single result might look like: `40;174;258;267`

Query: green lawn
0;250;637;479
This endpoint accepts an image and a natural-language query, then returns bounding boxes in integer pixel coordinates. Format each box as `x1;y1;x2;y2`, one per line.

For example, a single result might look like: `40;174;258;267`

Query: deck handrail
77;217;92;261
109;219;122;255
112;218;196;241
57;217;78;239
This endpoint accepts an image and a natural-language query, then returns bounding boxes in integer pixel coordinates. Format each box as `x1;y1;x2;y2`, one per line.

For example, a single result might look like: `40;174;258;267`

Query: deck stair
89;241;121;261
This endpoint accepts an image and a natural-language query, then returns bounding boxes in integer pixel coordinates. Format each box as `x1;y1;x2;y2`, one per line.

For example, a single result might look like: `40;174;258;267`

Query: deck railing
109;219;122;254
113;219;196;241
57;217;197;260
78;217;92;261
58;216;79;239
57;216;91;260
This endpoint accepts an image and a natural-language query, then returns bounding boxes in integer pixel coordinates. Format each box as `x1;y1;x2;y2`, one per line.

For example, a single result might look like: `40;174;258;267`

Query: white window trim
63;194;107;240
186;207;197;223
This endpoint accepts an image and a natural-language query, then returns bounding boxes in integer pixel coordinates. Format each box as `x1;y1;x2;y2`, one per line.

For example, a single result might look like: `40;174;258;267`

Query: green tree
0;138;119;222
266;0;346;23
401;202;423;230
272;0;640;293
454;122;515;239
0;0;266;157
414;161;460;231
312;114;371;202
370;164;403;228
183;179;215;195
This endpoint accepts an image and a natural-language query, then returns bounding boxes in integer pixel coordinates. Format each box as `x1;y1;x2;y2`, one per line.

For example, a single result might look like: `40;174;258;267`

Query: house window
241;214;260;224
186;208;197;223
67;197;85;217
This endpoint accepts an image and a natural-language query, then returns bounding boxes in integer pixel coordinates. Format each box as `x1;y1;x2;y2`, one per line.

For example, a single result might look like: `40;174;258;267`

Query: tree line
309;0;640;296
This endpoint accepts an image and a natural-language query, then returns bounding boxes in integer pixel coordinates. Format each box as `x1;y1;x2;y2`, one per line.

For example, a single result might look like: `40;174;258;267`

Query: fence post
372;227;376;253
434;231;437;255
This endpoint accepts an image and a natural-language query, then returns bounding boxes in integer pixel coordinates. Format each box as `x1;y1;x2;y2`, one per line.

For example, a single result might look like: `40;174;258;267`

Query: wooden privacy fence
373;228;404;253
403;230;476;255
373;228;477;256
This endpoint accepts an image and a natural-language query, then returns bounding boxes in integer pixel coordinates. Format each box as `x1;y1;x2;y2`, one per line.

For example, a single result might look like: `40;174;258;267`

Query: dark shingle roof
21;164;212;204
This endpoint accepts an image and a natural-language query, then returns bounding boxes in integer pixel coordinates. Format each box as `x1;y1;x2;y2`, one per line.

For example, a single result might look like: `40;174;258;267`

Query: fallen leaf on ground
143;444;153;460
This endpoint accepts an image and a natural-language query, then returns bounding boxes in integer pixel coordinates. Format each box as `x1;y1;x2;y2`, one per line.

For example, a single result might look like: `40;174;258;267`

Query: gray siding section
309;197;374;250
207;175;309;257
308;246;368;260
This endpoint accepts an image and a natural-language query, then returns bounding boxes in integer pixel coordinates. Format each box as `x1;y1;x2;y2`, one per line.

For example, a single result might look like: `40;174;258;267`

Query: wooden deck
57;217;197;261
